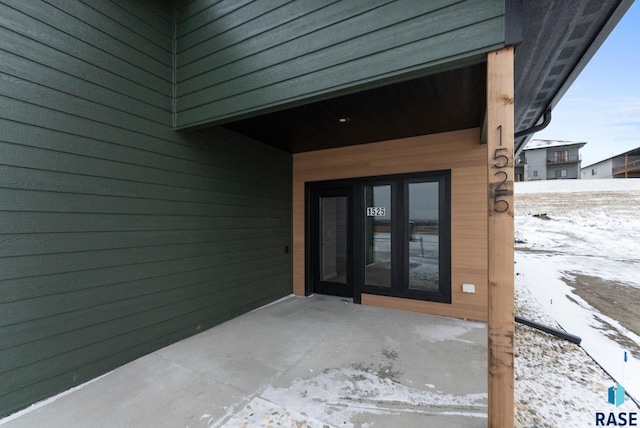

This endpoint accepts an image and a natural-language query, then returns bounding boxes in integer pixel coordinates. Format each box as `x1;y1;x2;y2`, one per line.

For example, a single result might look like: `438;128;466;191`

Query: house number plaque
491;125;511;213
366;207;386;216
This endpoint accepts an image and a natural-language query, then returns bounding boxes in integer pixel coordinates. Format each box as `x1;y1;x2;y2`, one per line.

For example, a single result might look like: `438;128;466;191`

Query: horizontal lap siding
175;0;505;129
0;0;292;418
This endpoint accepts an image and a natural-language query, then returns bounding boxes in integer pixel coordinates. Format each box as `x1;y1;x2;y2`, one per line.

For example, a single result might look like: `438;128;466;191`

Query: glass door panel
320;196;347;284
407;181;439;291
364;185;391;287
308;172;450;304
309;186;353;299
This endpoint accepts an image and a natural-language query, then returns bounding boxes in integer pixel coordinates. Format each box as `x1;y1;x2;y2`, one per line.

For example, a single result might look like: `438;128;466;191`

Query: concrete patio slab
0;295;488;427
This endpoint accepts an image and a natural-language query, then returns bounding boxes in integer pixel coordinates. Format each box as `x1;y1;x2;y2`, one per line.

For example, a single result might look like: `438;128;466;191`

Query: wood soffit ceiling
223;64;486;154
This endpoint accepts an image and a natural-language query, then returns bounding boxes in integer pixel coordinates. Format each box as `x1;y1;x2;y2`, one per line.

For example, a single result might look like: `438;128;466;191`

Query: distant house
582;147;640;179
515;140;586;181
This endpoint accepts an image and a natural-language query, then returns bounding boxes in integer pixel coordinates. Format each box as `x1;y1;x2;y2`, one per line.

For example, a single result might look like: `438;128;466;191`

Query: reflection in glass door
320;196;347;284
308;187;353;299
407;181;439;291
364;185;391;287
359;174;450;303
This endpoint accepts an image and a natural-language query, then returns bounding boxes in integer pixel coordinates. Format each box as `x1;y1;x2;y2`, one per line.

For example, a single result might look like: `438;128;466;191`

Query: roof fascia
514;0;635;156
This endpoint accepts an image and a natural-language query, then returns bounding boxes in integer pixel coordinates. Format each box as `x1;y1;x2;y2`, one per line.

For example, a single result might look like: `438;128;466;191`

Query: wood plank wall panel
175;0;505;129
293;128;488;321
0;1;292;418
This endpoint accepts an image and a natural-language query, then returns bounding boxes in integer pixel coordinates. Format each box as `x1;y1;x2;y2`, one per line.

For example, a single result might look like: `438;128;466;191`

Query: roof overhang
523;140;588;151
513;0;634;155
221;1;634;155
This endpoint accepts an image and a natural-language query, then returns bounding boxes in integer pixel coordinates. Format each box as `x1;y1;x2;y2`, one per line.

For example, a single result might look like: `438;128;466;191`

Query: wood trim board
486;47;515;428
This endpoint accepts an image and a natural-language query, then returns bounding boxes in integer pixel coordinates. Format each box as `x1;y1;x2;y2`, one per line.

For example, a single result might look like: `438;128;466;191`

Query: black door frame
306;170;451;304
306;185;356;300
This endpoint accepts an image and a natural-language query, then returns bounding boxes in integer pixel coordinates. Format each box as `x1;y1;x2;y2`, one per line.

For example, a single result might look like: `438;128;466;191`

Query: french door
307;171;451;304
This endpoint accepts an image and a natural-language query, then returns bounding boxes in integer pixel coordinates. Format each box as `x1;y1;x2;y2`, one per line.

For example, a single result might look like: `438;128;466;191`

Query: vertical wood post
486;46;515;428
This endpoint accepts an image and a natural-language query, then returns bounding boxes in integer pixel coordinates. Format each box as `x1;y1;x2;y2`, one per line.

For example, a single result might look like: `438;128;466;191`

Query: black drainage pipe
515;315;582;345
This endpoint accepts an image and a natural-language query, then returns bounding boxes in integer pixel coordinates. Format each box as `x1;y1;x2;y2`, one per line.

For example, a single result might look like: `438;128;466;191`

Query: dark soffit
222;64;486;154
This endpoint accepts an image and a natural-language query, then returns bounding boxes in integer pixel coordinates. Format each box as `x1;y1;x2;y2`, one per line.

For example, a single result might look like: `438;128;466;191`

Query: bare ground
561;272;640;356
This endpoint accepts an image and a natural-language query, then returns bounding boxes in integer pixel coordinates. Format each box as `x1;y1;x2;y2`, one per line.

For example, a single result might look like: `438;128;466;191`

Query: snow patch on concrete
257;366;487;427
411;320;485;343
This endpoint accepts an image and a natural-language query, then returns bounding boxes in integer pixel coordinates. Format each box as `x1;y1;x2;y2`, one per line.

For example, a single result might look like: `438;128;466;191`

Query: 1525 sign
491;125;511;213
366;207;386;217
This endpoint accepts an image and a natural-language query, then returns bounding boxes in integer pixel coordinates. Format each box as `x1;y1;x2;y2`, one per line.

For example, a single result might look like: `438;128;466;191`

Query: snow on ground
515;283;639;427
514;179;640;409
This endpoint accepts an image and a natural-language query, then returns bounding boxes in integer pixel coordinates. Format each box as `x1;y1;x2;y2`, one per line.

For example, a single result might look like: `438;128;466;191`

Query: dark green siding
175;0;506;129
0;0;292;418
